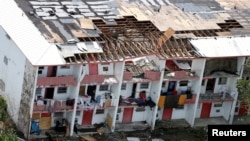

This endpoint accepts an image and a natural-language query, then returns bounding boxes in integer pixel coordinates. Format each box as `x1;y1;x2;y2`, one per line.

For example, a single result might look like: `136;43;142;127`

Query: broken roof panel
1;0;250;65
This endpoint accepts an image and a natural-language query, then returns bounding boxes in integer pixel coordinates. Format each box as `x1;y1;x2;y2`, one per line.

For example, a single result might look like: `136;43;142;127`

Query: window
36;88;42;95
76;111;81;116
103;66;108;72
54;112;63;117
99;85;109;91
135;107;145;112
121;84;126;90
38;67;44;74
96;109;104;114
60;65;70;69
57;87;67;93
179;81;189;86
218;77;227;85
117;108;121;113
140;83;149;89
214;103;222;107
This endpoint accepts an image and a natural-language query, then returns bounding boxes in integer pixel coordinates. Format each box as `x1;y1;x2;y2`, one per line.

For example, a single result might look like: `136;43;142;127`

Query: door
167;81;176;93
122;107;133;123
200;102;212;118
44;88;54;99
39;113;51;130
47;66;57;77
79;86;86;96
87;85;96;102
162;108;173;120
238;102;248;116
206;78;216;93
89;63;98;75
82;110;93;125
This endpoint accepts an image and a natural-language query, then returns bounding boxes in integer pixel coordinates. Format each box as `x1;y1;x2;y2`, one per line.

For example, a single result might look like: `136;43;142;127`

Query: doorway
130;83;137;98
45;88;54;99
206;78;216;93
167;81;176;92
200;102;212;118
87;85;96;102
79;86;86;96
47;66;57;77
122;107;133;123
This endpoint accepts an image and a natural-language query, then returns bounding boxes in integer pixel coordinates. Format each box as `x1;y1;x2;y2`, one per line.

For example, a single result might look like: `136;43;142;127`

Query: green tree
236;59;250;116
0;96;18;141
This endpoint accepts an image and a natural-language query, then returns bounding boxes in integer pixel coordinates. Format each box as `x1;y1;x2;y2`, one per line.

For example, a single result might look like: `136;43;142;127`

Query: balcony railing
123;71;161;82
199;93;234;102
164;70;199;81
33;99;75;113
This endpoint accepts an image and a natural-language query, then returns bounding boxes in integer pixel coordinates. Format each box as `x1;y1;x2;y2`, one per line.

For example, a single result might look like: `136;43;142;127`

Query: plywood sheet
106;114;112;130
39;117;51;130
32;113;40;120
158;96;166;108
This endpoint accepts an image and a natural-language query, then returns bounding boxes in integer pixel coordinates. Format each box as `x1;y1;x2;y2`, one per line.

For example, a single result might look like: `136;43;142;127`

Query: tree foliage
0;96;18;141
236;59;250;116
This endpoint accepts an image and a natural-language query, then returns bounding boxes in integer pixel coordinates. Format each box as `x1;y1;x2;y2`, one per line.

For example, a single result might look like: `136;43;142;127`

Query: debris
81;135;97;141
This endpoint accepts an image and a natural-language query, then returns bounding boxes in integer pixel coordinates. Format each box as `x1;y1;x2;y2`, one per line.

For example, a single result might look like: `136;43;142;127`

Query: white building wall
195;103;202;118
53;87;70;100
0;26;26;123
120;83;133;98
210;102;224;117
172;107;186;119
98;63;114;75
132;108;148;122
56;66;73;76
222;102;232;120
186;59;206;126
92;109;106;124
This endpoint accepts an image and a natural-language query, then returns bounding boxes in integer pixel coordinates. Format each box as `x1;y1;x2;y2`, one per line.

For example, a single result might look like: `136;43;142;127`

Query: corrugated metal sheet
0;0;64;65
190;36;250;57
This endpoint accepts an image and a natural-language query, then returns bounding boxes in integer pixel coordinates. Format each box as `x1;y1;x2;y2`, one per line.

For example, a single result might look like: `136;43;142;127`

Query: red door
162;108;173;120
200;102;212;118
89;63;98;75
82;110;93;125
238;102;248;116
122;107;133;123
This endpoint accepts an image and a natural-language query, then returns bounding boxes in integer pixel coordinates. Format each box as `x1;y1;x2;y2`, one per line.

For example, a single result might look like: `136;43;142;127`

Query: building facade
1;0;250;139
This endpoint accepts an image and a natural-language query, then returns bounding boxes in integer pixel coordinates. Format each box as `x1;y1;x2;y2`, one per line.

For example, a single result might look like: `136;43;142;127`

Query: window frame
140;83;149;89
57;87;67;93
99;85;109;91
218;77;227;85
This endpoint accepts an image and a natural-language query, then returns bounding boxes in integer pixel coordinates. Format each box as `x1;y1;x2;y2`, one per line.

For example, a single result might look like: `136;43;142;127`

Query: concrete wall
98;63;114;75
18;60;37;138
0;26;28;131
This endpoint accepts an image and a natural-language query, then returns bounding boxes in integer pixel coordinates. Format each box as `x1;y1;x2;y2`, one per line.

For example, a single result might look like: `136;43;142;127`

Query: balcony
76;95;117;110
33;99;75;113
164;70;199;81
199;93;234;103
123;70;161;82
37;75;77;87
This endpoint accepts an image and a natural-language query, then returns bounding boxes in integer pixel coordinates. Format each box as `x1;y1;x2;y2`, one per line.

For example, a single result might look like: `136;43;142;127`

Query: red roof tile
37;76;77;86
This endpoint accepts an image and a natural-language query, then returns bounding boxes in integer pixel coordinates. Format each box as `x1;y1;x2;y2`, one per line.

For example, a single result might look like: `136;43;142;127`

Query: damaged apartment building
1;0;250;139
